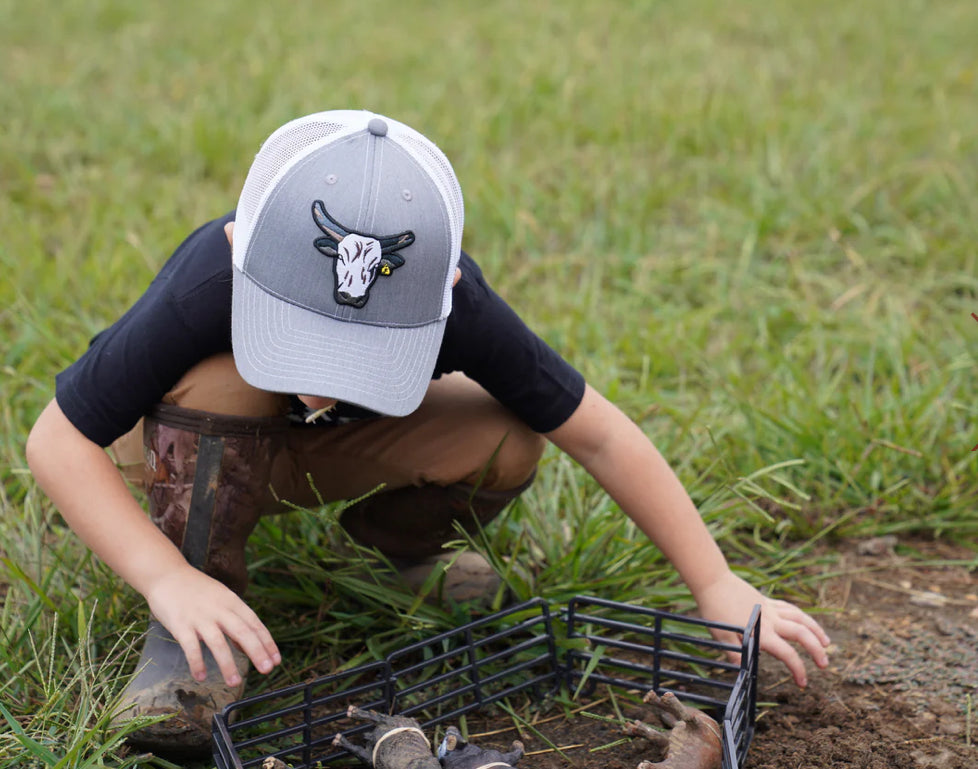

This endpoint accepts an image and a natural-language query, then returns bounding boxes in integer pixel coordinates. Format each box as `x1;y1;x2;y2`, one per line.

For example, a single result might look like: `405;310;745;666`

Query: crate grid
212;596;759;769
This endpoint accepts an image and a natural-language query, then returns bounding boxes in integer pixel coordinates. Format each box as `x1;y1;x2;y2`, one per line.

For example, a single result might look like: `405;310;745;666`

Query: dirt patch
454;538;978;768
749;537;977;769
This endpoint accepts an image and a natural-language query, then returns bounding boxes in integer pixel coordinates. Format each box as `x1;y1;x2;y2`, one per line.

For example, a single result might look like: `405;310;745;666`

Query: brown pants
111;353;546;509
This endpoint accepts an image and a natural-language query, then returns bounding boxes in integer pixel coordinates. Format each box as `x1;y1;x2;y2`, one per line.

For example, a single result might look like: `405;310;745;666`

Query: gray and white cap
231;110;464;416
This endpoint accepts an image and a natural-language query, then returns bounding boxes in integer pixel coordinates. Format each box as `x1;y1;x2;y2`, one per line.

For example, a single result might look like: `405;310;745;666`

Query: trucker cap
230;110;464;417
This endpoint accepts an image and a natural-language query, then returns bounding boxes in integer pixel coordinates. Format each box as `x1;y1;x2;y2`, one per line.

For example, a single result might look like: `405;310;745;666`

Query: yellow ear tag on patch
381;264;391;276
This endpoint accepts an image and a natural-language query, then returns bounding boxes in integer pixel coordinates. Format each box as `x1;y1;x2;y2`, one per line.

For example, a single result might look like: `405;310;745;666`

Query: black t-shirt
55;212;587;447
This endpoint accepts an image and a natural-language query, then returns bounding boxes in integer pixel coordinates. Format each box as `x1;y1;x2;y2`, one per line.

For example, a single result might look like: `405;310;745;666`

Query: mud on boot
116;619;249;756
393;550;504;606
114;405;285;757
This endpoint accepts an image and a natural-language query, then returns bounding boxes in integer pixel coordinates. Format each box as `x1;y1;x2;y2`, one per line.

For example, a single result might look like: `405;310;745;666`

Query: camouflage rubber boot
116;405;286;758
339;474;535;605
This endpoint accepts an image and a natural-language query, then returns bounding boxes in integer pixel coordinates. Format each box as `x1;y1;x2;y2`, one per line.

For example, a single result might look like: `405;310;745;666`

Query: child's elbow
26;415;47;475
25;399;63;475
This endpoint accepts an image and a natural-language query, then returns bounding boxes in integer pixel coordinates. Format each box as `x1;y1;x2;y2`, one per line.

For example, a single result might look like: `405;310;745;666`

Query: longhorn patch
312;200;415;308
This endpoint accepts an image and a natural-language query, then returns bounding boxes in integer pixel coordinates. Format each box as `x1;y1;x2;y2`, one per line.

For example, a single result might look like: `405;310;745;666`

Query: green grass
3;0;978;765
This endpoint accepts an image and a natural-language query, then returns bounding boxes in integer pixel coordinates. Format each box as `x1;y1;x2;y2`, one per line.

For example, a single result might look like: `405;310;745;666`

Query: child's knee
469;426;546;491
162;353;288;417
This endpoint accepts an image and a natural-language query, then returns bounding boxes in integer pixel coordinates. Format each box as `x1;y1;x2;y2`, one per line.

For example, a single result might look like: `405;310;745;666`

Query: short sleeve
55;214;236;446
435;253;586;433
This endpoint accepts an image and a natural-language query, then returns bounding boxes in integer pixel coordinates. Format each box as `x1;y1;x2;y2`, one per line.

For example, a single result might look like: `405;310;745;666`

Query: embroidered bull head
312;200;415;308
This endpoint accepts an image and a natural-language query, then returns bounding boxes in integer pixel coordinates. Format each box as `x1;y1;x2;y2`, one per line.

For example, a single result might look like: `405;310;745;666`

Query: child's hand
143;565;281;686
693;571;830;688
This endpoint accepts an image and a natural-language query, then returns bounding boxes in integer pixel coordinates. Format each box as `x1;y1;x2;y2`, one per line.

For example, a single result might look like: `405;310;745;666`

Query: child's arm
546;384;830;687
25;398;281;685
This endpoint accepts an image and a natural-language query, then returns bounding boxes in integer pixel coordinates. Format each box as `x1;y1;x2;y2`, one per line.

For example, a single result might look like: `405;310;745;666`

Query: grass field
2;0;978;766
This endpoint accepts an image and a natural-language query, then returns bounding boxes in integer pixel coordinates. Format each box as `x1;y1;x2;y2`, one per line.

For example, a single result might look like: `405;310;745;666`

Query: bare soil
459;538;978;768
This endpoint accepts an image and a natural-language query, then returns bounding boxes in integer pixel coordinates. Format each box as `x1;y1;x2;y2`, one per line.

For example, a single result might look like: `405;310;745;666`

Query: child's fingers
762;634;810;687
712;609;808;685
198;624;244;687
768;601;831;662
146;569;279;687
757;606;831;687
772;619;830;670
220;609;281;676
170;625;208;683
789;603;832;647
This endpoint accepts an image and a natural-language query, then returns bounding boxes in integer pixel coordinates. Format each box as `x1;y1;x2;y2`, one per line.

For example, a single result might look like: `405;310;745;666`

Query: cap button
367;118;388;137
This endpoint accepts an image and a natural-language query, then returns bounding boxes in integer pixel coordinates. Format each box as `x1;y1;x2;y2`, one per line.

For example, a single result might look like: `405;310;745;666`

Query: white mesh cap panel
234;113;360;269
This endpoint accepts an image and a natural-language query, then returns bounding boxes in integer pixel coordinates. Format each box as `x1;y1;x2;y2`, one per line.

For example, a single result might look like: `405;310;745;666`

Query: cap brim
231;268;444;417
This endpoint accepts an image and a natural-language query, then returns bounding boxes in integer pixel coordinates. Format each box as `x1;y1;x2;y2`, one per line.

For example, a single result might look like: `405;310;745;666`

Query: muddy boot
117;405;286;758
339;474;534;605
393;551;504;604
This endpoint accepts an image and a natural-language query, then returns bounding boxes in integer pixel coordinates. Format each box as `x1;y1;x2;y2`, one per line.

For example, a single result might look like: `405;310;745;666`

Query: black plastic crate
212;595;759;769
